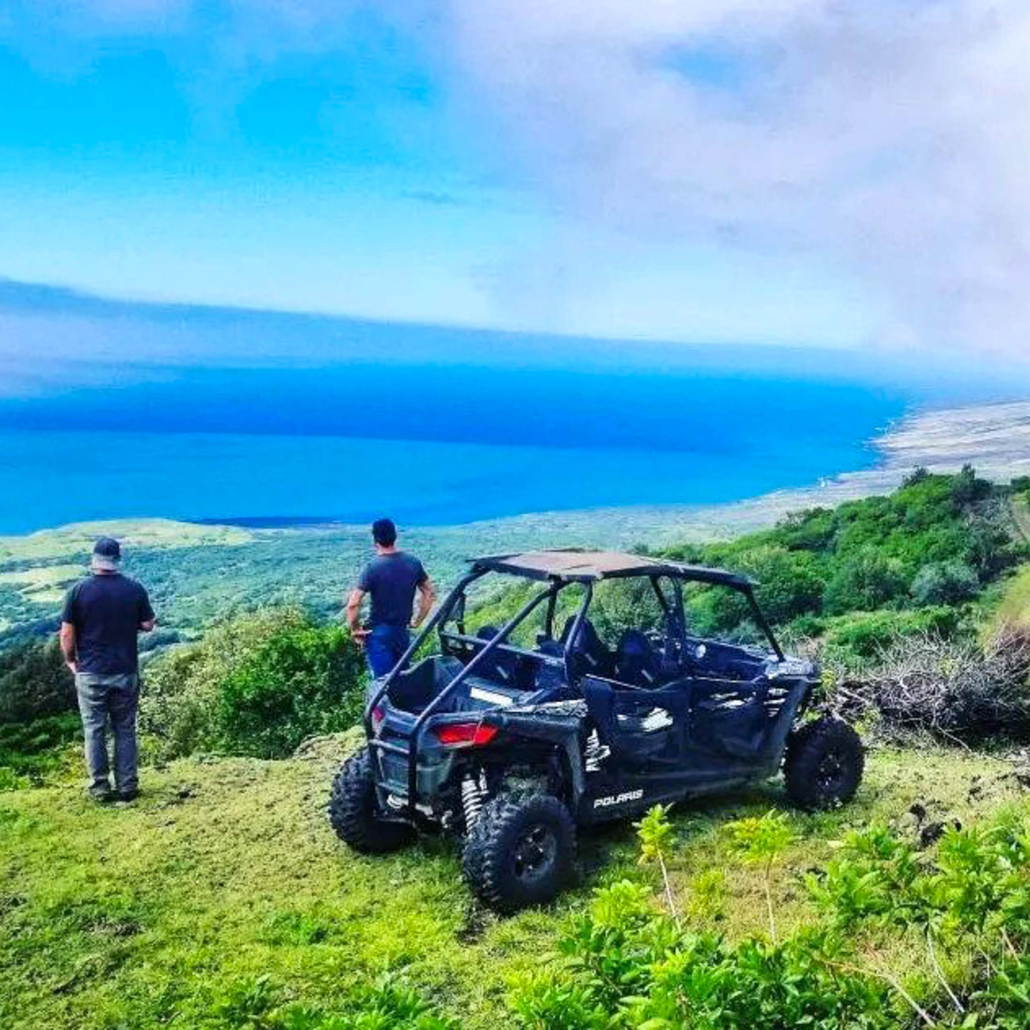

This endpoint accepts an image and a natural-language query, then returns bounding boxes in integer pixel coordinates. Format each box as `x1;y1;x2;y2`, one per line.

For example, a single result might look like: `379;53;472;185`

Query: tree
823;549;907;615
911;561;980;606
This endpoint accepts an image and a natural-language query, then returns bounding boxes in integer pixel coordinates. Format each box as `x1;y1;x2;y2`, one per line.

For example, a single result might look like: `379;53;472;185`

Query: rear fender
487;709;586;808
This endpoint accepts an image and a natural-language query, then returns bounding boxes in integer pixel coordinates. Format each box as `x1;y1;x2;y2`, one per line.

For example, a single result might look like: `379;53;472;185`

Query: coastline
1;398;1028;639
397;398;1030;550
3;399;1029;561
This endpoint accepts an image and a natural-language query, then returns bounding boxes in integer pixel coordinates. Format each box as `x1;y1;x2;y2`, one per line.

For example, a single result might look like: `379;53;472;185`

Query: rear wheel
784;717;864;810
462;792;576;913
328;746;415;854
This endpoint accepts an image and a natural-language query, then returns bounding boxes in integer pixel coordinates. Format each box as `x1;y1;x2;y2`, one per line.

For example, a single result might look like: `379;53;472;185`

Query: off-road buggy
329;549;863;912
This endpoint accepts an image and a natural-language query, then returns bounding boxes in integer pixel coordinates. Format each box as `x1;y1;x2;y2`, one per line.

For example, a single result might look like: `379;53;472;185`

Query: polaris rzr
329;549;863;912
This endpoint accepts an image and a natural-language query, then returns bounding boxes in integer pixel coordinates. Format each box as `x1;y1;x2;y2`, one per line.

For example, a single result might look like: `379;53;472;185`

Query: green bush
513;881;891;1030
823;548;908;616
0;712;81;789
661;470;1025;643
911;560;980;606
819;607;961;667
216;621;365;759
141;607;366;759
514;807;1030;1029
0;635;74;723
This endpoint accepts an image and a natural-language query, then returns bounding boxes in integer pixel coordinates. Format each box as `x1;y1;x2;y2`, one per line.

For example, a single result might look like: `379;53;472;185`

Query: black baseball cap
91;537;121;570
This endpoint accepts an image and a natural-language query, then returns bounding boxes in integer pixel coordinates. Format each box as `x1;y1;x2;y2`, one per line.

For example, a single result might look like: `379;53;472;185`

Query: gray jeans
75;672;140;794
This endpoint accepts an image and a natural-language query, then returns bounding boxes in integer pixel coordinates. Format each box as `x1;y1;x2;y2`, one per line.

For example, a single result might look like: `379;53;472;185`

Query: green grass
991;562;1030;632
0;519;254;563
1;742;1022;1029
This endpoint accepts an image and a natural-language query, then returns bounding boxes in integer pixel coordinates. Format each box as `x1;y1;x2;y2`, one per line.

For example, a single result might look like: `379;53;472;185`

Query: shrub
141;607;366;759
734;546;825;626
216;621;364;758
911;560;980;606
513;881;892;1030
0;712;81;788
819;607;961;667
514;807;1030;1030
0;636;74;723
823;549;908;615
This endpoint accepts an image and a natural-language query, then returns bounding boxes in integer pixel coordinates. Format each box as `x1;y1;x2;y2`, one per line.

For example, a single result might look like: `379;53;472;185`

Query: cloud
8;0;1030;357
444;0;1030;356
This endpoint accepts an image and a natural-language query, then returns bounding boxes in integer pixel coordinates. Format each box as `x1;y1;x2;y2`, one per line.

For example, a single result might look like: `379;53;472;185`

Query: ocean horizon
5;352;1029;537
0;373;903;535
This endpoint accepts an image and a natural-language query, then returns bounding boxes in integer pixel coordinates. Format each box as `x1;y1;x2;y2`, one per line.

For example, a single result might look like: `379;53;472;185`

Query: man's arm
412;577;437;629
346;587;369;646
59;622;77;675
139;588;156;632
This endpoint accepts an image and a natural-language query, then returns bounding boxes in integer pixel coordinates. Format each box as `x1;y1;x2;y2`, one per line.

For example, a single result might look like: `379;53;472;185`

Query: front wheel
328;746;415;854
784;717;864;810
462;792;576;913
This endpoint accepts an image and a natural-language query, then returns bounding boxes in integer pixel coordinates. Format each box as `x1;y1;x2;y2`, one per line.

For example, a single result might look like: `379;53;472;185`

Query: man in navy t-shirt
60;537;155;802
346;518;436;677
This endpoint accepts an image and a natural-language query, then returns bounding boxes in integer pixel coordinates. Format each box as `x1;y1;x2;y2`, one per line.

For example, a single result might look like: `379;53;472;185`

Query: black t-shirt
61;574;155;675
357;552;428;627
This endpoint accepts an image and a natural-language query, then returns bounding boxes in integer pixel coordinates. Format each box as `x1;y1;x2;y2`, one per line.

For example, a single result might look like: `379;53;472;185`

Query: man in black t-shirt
60;537;155;802
346;518;436;677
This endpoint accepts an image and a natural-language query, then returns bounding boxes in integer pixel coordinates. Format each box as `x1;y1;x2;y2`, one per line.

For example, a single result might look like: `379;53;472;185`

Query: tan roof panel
469;548;751;586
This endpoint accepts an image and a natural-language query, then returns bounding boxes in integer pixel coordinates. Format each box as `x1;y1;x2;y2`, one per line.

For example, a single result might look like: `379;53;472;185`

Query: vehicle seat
560;617;612;677
614;629;659;687
474;625;518;684
533;638;568;694
583;678;684;762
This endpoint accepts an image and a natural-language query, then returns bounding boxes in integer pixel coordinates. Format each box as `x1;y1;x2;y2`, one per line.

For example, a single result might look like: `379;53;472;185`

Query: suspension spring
461;773;484;830
584;730;610;772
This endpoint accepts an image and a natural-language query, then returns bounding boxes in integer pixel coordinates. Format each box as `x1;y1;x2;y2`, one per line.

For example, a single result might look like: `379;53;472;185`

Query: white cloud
445;0;1030;356
9;0;1030;357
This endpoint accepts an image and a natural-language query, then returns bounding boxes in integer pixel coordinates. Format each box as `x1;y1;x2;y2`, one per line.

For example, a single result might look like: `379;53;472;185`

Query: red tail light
433;722;499;747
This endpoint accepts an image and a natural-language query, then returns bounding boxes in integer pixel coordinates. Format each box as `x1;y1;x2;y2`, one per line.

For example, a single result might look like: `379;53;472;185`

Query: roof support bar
403;580;560;812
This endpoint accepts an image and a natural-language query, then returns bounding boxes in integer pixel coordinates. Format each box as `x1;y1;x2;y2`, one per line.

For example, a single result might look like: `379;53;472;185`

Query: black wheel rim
816;749;846;794
511;823;558;884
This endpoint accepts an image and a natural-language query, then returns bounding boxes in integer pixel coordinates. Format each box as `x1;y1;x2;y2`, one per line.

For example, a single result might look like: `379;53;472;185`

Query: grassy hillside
992;564;1030;632
1;739;1024;1030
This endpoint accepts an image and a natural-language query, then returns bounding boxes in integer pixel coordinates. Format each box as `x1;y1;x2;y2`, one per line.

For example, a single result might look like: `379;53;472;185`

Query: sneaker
88;785;114;803
116;788;139;803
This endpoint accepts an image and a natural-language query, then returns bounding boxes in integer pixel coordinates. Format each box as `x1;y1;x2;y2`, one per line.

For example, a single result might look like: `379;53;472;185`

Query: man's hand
59;622;77;677
413;577;437;631
345;587;367;647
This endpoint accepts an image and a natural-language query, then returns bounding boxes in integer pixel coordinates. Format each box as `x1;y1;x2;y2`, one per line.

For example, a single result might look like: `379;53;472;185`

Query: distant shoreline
2;399;1028;558
184;399;1030;546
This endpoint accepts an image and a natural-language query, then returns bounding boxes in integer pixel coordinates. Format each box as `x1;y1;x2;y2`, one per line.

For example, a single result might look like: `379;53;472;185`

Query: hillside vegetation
2;742;1026;1030
663;467;1029;664
3;469;1030;1027
3;468;1030;787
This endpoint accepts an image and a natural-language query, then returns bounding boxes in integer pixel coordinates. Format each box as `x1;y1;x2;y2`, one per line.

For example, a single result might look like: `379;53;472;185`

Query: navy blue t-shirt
357;552;428;627
61;574;155;675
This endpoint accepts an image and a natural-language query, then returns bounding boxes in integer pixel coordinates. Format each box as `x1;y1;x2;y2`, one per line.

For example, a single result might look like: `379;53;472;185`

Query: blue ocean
1;304;1025;535
0;363;910;534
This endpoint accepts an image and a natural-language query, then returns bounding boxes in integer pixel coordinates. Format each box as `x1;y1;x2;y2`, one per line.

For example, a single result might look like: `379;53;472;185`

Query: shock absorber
461;772;485;830
584;730;610;772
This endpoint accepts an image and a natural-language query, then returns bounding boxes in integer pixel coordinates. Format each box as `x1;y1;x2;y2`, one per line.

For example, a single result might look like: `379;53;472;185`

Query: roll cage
363;549;785;743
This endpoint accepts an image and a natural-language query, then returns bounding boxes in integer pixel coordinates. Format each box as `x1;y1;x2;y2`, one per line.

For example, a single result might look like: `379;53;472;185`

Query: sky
1;1;1030;360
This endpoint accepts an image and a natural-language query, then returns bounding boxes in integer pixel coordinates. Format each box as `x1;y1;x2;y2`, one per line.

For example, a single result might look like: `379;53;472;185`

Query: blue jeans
366;624;410;678
75;672;139;795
